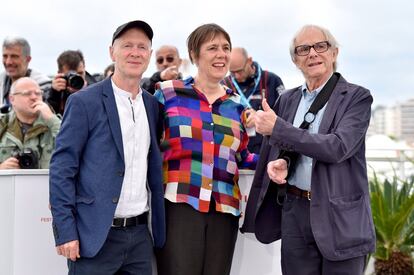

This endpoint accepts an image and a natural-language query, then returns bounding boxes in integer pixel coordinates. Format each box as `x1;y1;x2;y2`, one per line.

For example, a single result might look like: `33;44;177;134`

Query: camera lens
19;154;34;168
68;75;84;90
64;71;85;91
13;148;39;169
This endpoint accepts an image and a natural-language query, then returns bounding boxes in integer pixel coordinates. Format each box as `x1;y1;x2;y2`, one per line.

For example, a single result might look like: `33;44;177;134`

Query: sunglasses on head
156;56;175;64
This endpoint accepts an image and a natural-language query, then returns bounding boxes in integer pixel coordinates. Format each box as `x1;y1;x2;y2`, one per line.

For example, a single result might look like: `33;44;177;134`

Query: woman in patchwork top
154;23;257;275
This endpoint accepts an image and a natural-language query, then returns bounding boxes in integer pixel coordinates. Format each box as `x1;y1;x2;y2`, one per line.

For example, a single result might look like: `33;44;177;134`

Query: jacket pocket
329;194;372;250
75;196;95;204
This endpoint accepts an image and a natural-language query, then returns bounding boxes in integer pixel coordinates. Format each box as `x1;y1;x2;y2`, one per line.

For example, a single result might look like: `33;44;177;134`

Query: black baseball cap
112;20;153;45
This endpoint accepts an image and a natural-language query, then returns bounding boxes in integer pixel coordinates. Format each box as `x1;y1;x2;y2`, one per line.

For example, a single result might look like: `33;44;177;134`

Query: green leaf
369;169;414;261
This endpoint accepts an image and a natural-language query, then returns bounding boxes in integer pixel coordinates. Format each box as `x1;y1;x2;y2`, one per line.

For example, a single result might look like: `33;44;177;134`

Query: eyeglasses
12;90;43;97
156;56;175;65
230;59;249;75
294;41;331;56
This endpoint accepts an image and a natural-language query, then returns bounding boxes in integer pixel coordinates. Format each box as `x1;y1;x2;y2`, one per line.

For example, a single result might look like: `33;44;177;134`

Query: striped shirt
154;77;257;216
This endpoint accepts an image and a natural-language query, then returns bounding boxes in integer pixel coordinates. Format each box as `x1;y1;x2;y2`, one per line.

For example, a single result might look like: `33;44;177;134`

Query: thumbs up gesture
261;98;272;112
255;99;277;136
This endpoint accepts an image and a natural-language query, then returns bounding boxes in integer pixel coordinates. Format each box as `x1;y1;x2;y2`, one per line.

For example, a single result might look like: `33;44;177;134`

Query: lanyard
230;64;262;108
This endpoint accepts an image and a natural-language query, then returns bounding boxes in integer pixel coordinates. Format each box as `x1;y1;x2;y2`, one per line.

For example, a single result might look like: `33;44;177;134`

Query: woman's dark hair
187;23;232;64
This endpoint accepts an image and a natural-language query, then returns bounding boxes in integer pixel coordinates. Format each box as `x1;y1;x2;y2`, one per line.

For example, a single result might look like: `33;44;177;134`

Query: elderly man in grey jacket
242;25;375;275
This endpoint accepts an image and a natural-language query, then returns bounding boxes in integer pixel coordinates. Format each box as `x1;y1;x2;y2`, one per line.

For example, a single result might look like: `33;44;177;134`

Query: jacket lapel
318;75;348;134
102;79;124;162
268;88;301;160
285;88;302;123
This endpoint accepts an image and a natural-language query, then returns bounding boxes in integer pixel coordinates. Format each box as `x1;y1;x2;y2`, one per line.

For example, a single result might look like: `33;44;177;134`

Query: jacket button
118;171;124;177
112;197;119;203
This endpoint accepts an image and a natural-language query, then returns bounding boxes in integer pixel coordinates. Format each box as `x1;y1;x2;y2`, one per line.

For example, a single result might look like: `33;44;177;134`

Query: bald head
155;45;181;71
10;77;40;94
156;45;179;57
9;77;44;122
230;47;254;83
231;47;248;60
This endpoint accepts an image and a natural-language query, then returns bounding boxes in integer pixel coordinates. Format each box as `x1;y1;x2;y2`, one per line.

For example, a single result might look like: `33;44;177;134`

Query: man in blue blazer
49;20;165;275
242;25;375;274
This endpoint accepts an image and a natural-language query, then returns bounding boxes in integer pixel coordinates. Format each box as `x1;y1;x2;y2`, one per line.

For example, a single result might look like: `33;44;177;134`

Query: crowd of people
1;19;375;275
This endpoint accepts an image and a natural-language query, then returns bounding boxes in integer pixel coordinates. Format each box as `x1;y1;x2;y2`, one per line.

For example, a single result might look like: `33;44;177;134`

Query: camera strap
36;135;43;159
299;73;339;129
275;73;339;200
20;121;44;163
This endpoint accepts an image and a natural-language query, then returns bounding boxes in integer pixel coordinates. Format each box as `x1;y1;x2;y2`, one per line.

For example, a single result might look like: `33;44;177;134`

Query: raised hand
32;100;54;121
255;99;277;136
160;66;179;81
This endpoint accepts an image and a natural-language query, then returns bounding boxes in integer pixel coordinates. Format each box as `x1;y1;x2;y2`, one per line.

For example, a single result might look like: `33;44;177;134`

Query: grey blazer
241;74;376;261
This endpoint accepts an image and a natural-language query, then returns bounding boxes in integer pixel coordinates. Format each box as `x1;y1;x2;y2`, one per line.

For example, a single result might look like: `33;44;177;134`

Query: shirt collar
301;73;333;99
111;79;142;100
185;76;235;96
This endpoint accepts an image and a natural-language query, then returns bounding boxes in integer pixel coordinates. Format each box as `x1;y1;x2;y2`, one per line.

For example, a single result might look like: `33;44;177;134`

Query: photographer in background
46;50;97;116
0;77;60;169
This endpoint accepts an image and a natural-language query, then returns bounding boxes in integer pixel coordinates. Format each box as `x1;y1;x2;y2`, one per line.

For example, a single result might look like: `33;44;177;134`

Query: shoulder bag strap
278;73;340;178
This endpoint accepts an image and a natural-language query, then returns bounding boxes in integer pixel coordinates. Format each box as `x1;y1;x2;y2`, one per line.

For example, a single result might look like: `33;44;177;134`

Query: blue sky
1;0;412;107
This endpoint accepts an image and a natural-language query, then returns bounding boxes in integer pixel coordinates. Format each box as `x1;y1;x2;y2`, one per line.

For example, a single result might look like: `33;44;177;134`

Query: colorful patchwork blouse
154;77;257;216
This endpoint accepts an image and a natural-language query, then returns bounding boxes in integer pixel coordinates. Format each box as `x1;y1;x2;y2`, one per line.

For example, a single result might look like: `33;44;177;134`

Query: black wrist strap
278;73;340;178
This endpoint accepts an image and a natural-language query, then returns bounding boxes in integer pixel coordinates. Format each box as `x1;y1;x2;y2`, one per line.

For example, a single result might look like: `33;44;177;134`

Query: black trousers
155;199;239;275
281;193;366;275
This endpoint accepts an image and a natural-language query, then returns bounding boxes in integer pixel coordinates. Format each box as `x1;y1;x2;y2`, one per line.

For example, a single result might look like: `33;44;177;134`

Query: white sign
0;170;282;275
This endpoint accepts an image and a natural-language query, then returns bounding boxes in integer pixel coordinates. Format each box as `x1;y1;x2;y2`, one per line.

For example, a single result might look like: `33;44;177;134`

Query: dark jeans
281;193;366;275
68;225;153;275
155;200;239;275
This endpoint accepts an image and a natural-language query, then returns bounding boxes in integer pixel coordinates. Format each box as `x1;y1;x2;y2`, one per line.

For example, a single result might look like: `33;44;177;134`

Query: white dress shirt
112;80;150;218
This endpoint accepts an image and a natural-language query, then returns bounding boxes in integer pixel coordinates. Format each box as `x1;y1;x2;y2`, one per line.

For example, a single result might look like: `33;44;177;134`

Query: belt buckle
112;218;127;228
306;191;311;201
111;219;117;227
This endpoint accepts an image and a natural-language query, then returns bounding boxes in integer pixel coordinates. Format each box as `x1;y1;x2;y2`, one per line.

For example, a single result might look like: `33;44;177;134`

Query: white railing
366;148;414;179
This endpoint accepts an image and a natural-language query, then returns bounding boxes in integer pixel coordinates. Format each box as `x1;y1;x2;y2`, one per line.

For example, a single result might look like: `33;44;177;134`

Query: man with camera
0;77;61;169
46;50;98;116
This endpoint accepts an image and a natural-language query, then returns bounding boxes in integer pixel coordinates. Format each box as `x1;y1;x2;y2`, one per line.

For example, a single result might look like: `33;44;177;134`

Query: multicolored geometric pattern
154;77;257;216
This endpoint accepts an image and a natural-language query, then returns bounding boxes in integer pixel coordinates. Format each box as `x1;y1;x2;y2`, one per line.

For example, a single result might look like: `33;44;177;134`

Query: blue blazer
241;74;376;261
49;78;165;257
